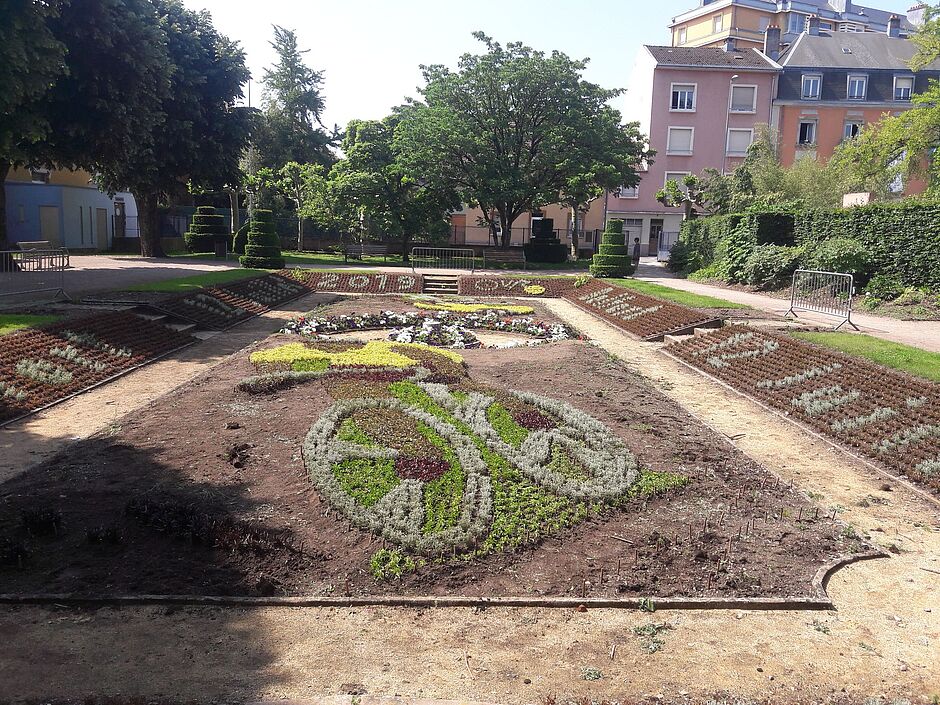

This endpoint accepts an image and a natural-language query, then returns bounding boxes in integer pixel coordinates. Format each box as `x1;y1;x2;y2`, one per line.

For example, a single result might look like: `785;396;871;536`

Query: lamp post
722;74;740;175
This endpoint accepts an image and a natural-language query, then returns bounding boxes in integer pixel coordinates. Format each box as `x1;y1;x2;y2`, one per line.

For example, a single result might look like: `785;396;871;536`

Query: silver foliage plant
301;373;640;556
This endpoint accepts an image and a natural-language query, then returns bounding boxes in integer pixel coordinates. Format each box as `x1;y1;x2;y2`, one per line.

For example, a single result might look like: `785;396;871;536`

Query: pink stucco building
611;42;781;255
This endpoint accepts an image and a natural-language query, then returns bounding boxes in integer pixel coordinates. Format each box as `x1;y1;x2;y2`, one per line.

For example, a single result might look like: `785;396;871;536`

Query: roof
645;45;780;70
779;31;940;70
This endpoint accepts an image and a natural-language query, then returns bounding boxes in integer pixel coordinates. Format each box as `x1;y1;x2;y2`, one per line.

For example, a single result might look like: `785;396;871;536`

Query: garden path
634;260;940;353
1;299;937;703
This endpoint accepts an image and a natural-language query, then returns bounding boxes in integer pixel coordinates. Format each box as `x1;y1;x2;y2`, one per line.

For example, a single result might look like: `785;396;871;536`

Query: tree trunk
135;192;166;258
570;207;580;259
228;189;240;238
401;233;411;263
0;161;10;249
499;212;512;249
297;211;304;252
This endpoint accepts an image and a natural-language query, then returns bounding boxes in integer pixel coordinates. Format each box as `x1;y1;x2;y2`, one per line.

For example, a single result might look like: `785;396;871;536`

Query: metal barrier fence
0;249;71;302
786;269;858;330
410;247;476;272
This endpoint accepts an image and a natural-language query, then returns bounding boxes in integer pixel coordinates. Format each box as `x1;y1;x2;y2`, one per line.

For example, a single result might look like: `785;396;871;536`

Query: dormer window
789;12;807;33
801;74;822;100
848;74;868;100
894;75;914;100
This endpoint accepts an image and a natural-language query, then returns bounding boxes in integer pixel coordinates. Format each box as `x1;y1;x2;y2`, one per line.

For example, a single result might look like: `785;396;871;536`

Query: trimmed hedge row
674;203;939;289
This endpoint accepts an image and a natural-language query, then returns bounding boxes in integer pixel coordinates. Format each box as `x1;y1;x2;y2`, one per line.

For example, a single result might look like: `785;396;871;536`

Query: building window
677;27;687;44
847;74;867;100
29;168;50;184
727;128;754;156
894;76;914;100
801;74;821;100
664;172;691;192
730;85;757;112
619;185;639;199
839;22;861;32
666;127;694;155
789;12;806;33
843;121;863;140
798;120;817;146
820;21;832;31
670;83;696;111
713;14;724;33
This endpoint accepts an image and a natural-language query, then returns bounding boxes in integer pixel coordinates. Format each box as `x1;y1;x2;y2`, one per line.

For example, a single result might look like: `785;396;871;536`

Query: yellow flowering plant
413;301;534;315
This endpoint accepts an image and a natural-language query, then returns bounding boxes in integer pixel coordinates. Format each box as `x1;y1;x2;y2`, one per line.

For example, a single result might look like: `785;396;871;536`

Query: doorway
649;220;663;256
39;206;61;246
96;208;109;247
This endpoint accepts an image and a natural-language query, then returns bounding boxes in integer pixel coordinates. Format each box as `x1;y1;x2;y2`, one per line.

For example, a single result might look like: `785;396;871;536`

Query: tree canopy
396;32;649;248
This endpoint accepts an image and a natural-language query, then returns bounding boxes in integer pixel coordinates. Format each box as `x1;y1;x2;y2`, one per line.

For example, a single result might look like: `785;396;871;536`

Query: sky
182;0;918;130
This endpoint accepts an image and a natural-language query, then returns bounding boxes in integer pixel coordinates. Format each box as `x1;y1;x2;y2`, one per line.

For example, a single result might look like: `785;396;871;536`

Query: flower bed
242;340;642;556
457;276;576;297
413;301;534;314
279;309;577;347
564;279;721;341
666;324;940;491
388;318;482;348
0;312;195;424
152;273;310;330
288;270;422;294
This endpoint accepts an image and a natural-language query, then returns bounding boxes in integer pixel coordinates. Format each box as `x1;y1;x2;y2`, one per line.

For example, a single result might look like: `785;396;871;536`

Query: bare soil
0;297;864;599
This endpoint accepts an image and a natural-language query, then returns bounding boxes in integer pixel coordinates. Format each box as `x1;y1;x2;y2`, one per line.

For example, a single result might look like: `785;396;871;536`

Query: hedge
590;219;634;277
240;209;284;269
183;205;231;253
523;217;568;263
673;202;938;289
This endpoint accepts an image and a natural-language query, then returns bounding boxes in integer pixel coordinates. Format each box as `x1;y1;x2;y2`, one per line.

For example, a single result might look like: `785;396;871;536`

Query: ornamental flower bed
564;279;721;341
153;273;310;330
0;312;195;424
457;275;576;298
666;325;940;491
279;309;577;347
288;270;422;294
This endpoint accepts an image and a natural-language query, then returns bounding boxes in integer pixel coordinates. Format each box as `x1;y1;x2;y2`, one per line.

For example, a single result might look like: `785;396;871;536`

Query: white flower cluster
14;358;74;386
61;330;132;358
874;423;940;453
303;397;493;555
314;272;417;292
0;381;28;402
579;287;662;321
906;396;927;409
915;457;940;477
694;332;754;358
389;319;481;349
790;385;860;417
182;292;246;319
49;345;110;373
706;340;779;369
757;363;843;390
235;276;306;304
419;383;639;501
831;406;898;433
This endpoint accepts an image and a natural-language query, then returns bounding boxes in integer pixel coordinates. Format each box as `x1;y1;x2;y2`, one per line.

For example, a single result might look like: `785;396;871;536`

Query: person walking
632;237;641;267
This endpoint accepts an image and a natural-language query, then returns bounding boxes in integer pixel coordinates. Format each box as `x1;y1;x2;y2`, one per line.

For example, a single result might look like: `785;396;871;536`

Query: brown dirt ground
0;294;862;598
0;297;937;704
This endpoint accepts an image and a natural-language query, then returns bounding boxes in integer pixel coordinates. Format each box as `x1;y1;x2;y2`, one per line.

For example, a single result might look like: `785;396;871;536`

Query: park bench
10;241;70;270
344;242;391;263
483;248;527;270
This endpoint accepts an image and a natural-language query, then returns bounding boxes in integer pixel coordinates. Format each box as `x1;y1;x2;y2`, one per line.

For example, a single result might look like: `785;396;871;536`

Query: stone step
165;321;198;335
132;312;168;323
663;333;694;345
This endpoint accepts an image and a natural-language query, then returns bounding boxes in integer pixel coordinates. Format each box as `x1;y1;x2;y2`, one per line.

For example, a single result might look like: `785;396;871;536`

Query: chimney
724;37;736;51
808;15;821;35
908;3;928;27
830;0;853;13
763;25;782;61
887;14;901;37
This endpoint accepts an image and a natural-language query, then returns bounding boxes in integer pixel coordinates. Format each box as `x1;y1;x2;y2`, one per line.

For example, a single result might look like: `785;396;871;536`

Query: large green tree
332;110;460;261
397;32;647;248
93;0;253;257
0;0;168;246
253;25;334;170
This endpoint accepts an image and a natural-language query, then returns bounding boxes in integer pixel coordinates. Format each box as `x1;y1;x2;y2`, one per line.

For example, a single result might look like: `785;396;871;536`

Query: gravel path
0;299;938;704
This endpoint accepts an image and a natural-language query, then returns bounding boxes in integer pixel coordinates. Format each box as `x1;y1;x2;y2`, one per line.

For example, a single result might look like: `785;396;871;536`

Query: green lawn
127;268;268;293
792;332;940;382
609;278;750;309
0;313;62;336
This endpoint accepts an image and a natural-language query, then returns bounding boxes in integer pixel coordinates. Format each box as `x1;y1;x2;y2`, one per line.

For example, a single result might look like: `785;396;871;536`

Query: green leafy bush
590;219;635;277
742;244;804;289
865;274;906;302
804;237;870;278
688;261;729;282
231;221;250;255
183;206;231;253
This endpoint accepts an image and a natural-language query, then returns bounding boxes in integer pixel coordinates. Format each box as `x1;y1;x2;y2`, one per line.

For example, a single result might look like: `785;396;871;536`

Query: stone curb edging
659;347;940;511
0;552;886;612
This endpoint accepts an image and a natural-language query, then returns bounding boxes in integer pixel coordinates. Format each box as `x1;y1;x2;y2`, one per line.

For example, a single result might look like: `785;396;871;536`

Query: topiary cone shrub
232;221;250;255
523;218;568;263
590;219;635;278
183;205;231;254
239;209;285;269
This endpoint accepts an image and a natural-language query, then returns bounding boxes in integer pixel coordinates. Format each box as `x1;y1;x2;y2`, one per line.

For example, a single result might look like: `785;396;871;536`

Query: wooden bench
13;241;69;270
344;243;391;263
17;240;53;251
483;248;527;270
